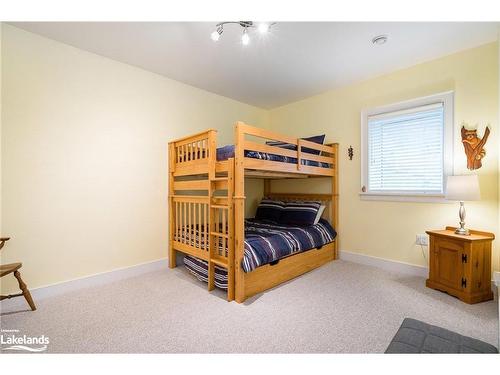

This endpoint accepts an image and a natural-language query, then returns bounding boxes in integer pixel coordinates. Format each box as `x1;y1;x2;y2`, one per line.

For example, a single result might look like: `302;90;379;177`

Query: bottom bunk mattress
182;218;337;289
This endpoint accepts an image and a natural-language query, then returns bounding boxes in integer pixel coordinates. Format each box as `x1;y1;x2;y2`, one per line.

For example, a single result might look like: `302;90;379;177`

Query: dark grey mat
386;318;498;353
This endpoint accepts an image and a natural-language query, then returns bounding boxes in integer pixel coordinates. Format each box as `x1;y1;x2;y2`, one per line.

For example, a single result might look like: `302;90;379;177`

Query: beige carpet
0;260;498;353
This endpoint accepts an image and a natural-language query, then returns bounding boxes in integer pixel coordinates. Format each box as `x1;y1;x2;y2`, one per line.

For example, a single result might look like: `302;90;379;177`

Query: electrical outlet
416;234;428;246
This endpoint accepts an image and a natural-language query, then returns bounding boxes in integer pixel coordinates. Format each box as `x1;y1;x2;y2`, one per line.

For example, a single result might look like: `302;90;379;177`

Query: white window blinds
367;102;445;194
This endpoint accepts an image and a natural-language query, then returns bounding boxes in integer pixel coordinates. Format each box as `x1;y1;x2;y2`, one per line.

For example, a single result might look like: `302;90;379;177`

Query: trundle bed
168;122;339;303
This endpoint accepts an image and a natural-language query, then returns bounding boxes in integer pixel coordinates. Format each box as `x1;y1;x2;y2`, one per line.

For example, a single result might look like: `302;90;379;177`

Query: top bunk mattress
216;145;331;168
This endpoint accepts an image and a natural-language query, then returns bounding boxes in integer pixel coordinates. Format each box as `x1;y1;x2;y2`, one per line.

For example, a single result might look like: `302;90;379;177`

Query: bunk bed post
207;130;217;291
332;143;339;259
208;130;217;181
168;142;176;268
234;122;246;303
227;158;235;301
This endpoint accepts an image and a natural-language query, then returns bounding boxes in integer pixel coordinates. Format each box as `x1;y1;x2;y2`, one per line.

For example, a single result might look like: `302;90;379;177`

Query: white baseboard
339;250;428;278
494;271;500;287
340;251;500;298
494;272;500;301
1;258;167;310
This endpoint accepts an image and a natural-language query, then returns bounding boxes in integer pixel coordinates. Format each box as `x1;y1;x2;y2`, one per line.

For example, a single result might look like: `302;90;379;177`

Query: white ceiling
10;22;499;109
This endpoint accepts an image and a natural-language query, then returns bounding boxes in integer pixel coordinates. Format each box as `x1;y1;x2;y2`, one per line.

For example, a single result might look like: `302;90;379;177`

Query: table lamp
445;175;480;235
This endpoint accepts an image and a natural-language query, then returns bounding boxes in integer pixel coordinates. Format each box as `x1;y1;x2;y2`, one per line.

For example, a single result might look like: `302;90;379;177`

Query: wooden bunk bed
168;121;339;303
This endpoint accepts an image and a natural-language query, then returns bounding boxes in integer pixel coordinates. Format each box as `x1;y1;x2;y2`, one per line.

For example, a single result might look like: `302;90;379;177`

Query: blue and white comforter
242;218;336;272
216;145;331;168
182;219;336;289
178;218;336;274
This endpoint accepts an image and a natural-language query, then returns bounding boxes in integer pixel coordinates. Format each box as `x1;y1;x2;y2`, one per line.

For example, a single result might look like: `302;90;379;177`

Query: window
361;92;453;202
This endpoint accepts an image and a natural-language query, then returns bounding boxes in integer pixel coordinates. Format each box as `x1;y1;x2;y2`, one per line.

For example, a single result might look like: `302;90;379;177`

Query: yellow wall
0;25;267;293
269;42;499;272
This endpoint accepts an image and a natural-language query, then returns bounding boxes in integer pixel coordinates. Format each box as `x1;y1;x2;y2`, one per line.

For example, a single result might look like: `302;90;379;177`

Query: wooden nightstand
426;227;495;304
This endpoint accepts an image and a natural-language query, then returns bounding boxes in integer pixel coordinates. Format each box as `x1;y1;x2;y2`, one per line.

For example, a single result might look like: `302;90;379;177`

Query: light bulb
211;26;223;42
211;31;220;41
242;29;250;45
258;23;270;33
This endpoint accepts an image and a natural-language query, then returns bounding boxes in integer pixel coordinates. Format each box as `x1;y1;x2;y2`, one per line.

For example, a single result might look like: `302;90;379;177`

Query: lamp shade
445;175;480;201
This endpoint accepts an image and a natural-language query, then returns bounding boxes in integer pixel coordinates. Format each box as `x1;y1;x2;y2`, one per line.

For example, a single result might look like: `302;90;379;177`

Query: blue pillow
266;134;326;155
255;199;285;223
281;201;322;226
216;145;235;161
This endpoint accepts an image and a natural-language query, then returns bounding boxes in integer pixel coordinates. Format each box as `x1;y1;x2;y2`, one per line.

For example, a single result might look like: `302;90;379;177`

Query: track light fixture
210;21;276;46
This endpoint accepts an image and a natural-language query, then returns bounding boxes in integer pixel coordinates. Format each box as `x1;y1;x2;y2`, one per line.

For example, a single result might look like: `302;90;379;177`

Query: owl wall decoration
460;124;490;170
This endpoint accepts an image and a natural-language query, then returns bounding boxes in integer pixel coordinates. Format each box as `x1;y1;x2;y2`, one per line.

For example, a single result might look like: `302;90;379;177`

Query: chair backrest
0;237;10;251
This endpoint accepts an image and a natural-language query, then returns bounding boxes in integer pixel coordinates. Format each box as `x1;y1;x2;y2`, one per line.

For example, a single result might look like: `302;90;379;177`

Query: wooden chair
0;237;36;311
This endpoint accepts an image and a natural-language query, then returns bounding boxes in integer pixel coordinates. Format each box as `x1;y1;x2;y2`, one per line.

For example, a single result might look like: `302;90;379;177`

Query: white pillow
313;205;326;225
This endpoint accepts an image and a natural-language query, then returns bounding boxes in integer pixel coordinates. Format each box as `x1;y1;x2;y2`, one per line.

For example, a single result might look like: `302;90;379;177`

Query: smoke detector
372;35;388;45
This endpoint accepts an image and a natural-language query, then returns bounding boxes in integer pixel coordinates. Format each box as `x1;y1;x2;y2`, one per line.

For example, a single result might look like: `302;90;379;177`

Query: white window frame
360;91;454;203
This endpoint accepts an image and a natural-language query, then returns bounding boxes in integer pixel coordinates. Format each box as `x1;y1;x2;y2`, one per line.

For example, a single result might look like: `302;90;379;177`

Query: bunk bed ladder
207;158;235;301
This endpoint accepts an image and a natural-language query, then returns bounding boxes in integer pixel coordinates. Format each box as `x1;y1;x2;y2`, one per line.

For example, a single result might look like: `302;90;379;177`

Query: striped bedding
183;255;228;289
242;218;336;272
181;218;336;289
216;145;331;168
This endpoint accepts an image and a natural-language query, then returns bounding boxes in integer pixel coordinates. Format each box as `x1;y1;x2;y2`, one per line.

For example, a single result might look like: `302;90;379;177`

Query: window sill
359;192;451;204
